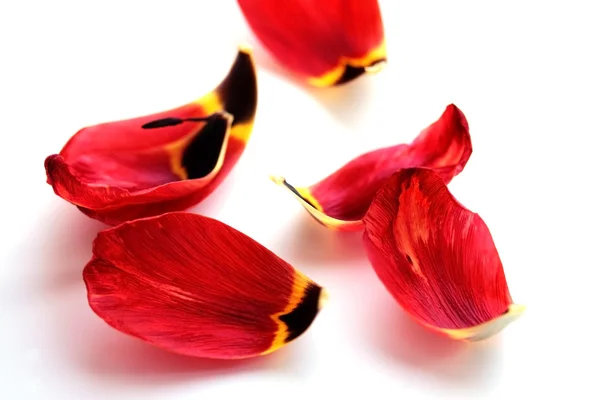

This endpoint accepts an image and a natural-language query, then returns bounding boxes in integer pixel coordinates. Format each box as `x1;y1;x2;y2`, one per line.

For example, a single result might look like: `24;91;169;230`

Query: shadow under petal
44;252;307;389
35;203;304;388
304;75;377;129
79;327;300;385
363;287;503;389
276;213;367;267
186;173;237;217
248;36;378;129
38;203;107;292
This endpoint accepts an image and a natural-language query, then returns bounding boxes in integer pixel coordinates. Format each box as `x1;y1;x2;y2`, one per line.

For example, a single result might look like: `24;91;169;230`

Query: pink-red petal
237;0;386;86
272;104;472;231
45;47;257;225
363;168;523;341
84;212;327;359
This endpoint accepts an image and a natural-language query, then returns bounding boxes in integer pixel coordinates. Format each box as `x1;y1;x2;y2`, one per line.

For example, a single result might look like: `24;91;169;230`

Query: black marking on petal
335;59;387;86
142;116;213;129
336;65;366;85
279;283;322;343
216;50;258;126
181;115;229;179
282;180;318;210
142;118;185;129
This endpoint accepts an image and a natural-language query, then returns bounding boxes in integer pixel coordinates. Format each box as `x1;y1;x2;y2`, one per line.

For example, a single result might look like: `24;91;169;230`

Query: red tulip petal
237;0;386;86
272;104;472;231
45;46;257;225
363;168;524;341
83;212;327;359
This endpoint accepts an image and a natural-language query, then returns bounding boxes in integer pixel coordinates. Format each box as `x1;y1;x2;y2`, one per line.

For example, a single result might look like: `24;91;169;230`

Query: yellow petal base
261;272;328;356
194;44;257;144
435;304;526;342
270;176;362;231
307;40;387;87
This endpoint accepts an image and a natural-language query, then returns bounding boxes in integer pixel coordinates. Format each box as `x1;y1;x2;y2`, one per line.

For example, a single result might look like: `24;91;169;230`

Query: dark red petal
83;212;327;359
237;0;386;86
45;47;257;225
272;104;472;230
363;168;523;341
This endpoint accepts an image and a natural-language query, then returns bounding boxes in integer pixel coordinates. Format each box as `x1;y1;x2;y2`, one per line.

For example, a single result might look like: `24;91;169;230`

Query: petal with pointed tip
84;212;327;359
363;168;523;341
272;105;472;231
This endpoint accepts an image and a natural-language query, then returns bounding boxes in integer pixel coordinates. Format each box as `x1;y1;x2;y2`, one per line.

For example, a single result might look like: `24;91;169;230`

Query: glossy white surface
1;0;599;398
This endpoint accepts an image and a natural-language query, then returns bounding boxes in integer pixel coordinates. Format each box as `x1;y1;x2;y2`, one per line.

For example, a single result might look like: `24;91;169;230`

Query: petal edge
363;168;521;341
83;212;327;359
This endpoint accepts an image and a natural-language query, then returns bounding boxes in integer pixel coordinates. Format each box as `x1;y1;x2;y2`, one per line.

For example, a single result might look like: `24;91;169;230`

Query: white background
1;1;599;398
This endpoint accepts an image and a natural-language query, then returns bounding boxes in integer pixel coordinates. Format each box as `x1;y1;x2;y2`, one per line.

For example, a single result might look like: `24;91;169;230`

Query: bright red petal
44;47;257;225
272;104;472;230
83;212;327;359
73;137;248;225
363;168;523;341
237;0;386;86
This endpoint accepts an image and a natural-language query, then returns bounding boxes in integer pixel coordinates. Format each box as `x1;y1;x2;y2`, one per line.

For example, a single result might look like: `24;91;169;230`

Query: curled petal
237;0;386;87
83;212;327;359
273;104;472;231
45;46;258;225
363;168;524;341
